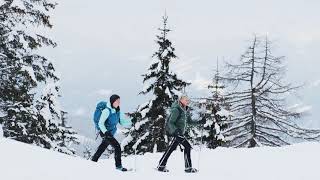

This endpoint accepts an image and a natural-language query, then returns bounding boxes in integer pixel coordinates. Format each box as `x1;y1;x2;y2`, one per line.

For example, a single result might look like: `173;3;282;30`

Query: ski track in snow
0;138;319;180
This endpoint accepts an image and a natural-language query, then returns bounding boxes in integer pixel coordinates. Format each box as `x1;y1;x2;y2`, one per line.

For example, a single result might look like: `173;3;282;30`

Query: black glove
184;131;189;137
102;131;113;139
198;118;206;125
174;129;183;137
178;144;184;152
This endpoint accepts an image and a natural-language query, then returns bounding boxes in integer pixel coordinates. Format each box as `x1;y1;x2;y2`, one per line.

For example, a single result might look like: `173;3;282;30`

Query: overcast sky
40;0;320;137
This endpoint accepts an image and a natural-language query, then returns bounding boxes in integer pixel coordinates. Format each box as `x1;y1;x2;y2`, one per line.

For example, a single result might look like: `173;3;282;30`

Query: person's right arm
98;109;110;134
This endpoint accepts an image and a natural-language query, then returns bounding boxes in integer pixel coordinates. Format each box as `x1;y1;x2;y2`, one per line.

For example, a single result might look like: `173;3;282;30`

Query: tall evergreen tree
36;83;79;155
57;111;79;155
221;35;320;147
122;14;190;154
194;59;230;149
0;0;78;152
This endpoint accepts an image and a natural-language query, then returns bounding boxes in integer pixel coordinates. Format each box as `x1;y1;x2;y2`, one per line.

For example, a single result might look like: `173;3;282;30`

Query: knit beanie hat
110;94;120;108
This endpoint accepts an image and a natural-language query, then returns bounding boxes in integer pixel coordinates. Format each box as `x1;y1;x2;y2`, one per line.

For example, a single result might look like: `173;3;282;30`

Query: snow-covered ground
0;138;319;180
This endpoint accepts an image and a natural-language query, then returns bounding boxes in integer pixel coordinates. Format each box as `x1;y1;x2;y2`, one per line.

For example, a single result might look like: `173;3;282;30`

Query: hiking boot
157;166;169;172
116;166;128;172
185;167;198;173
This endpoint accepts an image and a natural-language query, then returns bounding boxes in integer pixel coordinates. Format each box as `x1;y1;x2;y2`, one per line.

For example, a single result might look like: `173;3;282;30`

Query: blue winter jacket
98;102;132;136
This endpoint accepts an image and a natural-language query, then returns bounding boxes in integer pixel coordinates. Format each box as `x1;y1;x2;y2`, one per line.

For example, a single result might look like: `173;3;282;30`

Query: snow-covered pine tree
221;35;320;147
83;144;93;160
0;0;55;144
37;82;79;155
0;0;78;152
58;111;79;155
74;134;100;159
194;59;230;149
122;14;190;154
0;118;3;138
35;80;79;155
0;51;7;127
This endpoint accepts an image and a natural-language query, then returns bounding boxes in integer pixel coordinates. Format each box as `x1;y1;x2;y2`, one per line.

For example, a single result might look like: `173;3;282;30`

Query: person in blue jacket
91;94;132;171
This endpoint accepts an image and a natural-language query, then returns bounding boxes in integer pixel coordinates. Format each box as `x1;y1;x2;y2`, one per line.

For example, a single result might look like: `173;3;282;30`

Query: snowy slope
0;138;319;180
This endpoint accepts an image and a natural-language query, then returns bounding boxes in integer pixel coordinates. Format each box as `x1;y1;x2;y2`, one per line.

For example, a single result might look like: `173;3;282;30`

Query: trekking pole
134;148;137;172
95;128;99;140
197;122;204;172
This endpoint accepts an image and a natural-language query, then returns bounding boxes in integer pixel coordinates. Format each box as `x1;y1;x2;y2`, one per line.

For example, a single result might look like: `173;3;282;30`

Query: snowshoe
116;166;130;172
157;166;169;172
185;167;198;173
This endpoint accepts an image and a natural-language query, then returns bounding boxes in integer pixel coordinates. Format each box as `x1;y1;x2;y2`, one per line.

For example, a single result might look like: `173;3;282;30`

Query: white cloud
73;107;87;117
296;106;312;114
286;31;320;55
172;56;200;76
127;55;151;62
291;31;320;44
289;103;312;114
306;80;320;89
191;72;211;91
312;80;320;88
92;89;112;97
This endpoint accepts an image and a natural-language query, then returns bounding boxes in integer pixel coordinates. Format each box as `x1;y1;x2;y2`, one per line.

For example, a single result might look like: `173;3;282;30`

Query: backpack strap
104;106;112;122
176;107;183;121
167;107;182;123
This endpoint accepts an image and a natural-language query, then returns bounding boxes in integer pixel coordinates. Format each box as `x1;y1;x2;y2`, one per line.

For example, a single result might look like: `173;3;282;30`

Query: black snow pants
91;132;122;168
158;135;192;169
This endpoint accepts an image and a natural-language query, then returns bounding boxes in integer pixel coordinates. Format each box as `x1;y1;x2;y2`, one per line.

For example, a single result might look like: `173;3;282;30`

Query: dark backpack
165;107;183;136
93;101;110;131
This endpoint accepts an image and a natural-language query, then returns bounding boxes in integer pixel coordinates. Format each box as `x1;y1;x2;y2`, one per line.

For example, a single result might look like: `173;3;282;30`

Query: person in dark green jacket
157;95;205;173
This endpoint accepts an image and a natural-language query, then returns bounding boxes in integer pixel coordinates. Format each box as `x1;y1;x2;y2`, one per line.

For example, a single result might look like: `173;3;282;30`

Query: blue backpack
93;101;110;130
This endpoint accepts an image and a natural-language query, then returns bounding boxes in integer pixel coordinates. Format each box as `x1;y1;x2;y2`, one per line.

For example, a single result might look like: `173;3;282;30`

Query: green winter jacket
166;101;194;135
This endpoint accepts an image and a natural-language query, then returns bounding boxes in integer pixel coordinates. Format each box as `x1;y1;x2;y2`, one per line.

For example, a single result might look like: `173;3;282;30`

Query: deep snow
0;138;319;180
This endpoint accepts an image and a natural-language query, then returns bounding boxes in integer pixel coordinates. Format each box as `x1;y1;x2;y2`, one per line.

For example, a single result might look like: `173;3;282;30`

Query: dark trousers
158;135;192;169
91;132;122;167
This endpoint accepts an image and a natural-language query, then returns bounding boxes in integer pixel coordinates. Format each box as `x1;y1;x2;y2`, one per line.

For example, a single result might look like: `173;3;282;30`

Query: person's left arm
187;111;206;125
119;112;133;128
